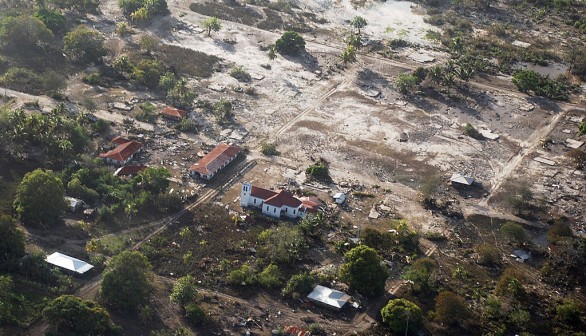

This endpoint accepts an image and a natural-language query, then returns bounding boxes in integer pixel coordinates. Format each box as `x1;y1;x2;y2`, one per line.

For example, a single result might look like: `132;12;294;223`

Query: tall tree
1;15;54;54
339;245;388;297
100;251;154;311
13;169;66;228
133;166;171;195
275;31;306;55
0;215;26;272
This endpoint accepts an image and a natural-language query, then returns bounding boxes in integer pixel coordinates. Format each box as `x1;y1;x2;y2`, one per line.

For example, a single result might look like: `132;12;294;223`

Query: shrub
547;221;573;242
116;21;133;36
230;66;251;82
260;142;279;156
83;72;102;85
184;303;205;326
258;264;282;288
305;161;330;182
281;273;315;298
227;264;257;286
463;123;484;140
556;301;580;325
395;73;419;94
175;118;198;133
435;291;471;326
495;268;526;300
475;243;501;266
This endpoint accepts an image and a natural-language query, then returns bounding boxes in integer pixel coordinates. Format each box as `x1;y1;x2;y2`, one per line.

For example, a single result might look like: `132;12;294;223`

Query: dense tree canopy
275;31;306;55
43;295;119;336
0;215;26;272
100;251;154;311
63;25;107;64
339;245;388;297
0;15;54;54
13;169;66;228
381;299;423;335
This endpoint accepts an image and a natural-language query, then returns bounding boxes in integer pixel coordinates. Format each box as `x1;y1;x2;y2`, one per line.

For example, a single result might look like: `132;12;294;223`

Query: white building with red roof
189;143;241;180
241;183;322;219
99;138;143;166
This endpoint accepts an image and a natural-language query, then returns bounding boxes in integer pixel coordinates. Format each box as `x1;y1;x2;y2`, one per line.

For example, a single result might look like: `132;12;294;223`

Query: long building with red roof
240;183;322;219
189;143;241;180
99;138;143;166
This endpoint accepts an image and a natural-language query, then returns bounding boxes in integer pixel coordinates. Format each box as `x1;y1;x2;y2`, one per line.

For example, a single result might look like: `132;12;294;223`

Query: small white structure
333;192;346;204
46;252;94;274
64;196;83;212
450;173;475;186
511;249;531;263
307;285;351;311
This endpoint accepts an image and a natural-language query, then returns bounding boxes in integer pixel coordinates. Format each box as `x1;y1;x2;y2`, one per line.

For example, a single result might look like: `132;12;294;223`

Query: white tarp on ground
450;173;475;186
307;285;351;311
46;252;93;274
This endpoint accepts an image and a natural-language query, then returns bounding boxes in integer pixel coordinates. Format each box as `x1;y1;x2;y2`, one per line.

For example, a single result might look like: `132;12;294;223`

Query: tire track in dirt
479;110;567;207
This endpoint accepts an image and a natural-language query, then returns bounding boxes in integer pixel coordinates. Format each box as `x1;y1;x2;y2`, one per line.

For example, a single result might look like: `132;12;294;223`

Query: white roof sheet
307;285;350;310
46;252;93;274
450;173;475;185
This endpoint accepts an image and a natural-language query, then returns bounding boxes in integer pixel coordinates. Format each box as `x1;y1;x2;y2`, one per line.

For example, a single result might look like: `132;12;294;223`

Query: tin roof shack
46;252;94;275
511;249;532;263
333;192;346;204
307;285;351;311
450;173;475;186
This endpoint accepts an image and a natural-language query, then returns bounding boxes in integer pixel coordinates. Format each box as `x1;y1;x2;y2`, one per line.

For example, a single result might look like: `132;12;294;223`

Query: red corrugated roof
114;165;148;176
284;326;309;336
162;106;186;118
264;190;301;208
300;196;323;213
250;186;277;200
100;140;143;162
111;136;130;145
189;143;241;175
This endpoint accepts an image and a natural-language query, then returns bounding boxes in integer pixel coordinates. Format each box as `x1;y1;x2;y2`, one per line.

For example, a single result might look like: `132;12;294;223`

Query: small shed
450;173;475;186
333;192;346;204
46;252;94;274
307;285;351;311
64;196;83;212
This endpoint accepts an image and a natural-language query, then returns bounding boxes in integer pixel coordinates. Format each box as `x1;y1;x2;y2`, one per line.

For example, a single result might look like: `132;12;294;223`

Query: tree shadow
526;96;563;113
281;52;321;72
213;38;236;53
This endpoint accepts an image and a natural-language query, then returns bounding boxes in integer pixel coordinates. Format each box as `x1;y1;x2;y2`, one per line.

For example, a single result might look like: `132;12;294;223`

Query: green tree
495;268;526;300
159;71;177;91
381;299;423;335
275;31;306;55
13;169;66;228
258;264;282;288
19;251;59;284
346;32;362;48
0;215;26;272
500;222;527;244
63;25;107;64
305;161;330;181
340;245;388;297
42;70;67;96
0;275;15;325
100;251;154;311
43;295;118;336
350;16;368;34
132;59;164;88
170;275;198;306
435;291;471;326
475;243;501;266
213;98;233;124
202;16;221;37
227;264;257;286
395;73;419;94
1;15;54;54
139;34;160;54
512;70;542;93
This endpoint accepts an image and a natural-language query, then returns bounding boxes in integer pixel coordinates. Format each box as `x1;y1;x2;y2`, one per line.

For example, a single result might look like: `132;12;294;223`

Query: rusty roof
189;143;241;175
100;140;143;162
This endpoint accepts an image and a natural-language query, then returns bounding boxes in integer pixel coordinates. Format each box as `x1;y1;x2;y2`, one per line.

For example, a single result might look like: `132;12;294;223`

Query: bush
258;264;282;288
230;66;251;82
463;123;484;140
435;291;471;326
395;73;419;94
305;161;330;182
260;142;279;156
475;243;501;266
275;31;306;55
1;67;43;94
281;273;315;298
175;118;198;133
227;264;257;286
184;303;205;326
556;301;581;325
495;268;526;300
547;221;573;242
